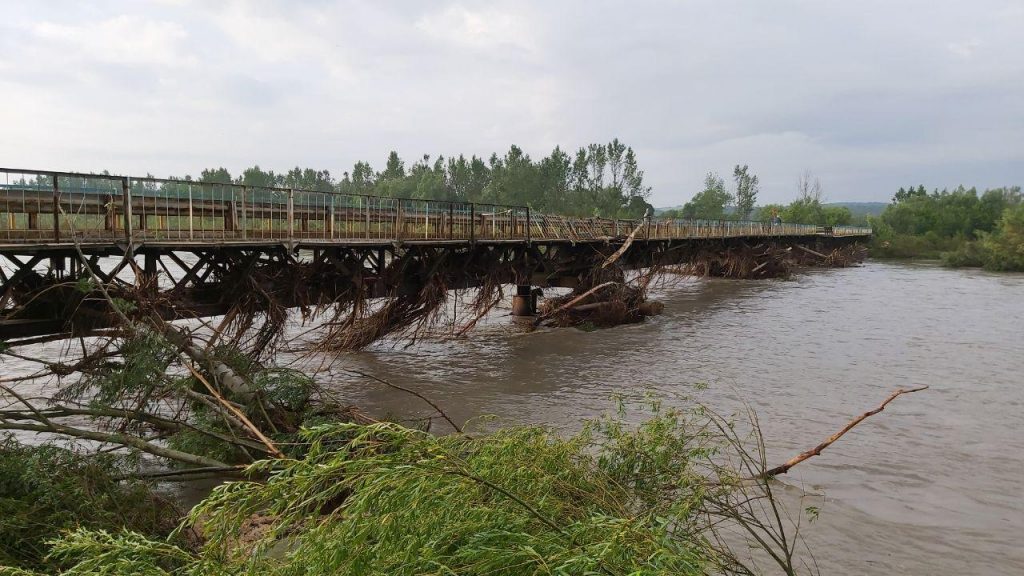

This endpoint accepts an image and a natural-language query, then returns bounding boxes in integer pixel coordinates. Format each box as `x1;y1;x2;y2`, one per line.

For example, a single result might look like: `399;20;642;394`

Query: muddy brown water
2;260;1022;574
317;261;1024;575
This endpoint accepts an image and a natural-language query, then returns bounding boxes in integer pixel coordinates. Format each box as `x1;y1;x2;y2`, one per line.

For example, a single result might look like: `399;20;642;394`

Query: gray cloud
0;0;1021;205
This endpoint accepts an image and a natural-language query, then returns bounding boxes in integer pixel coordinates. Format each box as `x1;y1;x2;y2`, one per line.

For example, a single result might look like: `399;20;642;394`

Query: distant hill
653;205;684;215
824;202;887;219
655;201;888;219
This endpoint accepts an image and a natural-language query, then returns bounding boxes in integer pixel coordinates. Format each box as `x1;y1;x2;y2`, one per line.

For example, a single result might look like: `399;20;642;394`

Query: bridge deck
0;167;870;253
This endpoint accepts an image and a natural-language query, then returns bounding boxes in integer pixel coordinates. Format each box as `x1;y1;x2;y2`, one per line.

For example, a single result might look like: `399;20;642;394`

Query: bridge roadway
0;167;871;341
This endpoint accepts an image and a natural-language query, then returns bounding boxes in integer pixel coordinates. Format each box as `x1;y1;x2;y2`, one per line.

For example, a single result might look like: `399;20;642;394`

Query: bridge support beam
511;284;537;316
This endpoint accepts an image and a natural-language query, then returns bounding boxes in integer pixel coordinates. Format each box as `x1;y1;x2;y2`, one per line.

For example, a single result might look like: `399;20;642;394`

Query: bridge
0;167;871;342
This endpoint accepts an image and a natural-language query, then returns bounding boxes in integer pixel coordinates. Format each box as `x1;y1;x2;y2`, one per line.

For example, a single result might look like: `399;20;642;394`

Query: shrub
0;437;181;571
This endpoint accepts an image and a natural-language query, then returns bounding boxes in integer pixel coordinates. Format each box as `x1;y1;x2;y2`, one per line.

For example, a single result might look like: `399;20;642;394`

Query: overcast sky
1;1;1021;206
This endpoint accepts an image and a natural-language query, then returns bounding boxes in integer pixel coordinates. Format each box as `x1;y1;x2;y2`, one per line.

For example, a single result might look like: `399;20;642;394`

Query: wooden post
52;175;60;242
470;203;475;242
122;177;133;242
240;186;247;240
395;201;404;241
224;199;235;232
328;195;335;238
287;188;295;241
526;207;531;243
448;202;454;239
104;194;115;231
188;184;194;240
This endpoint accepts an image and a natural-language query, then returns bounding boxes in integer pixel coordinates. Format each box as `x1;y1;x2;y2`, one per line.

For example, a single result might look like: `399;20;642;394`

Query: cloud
31;15;194;68
415;4;538;53
947;39;982;58
0;0;1021;205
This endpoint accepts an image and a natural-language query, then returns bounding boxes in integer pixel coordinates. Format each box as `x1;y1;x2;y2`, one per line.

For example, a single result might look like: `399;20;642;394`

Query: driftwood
794;244;828;260
601;219;646;269
763;385;929;478
532;281;617;327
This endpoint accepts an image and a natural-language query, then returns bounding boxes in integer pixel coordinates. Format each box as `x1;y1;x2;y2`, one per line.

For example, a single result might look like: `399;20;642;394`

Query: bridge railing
0;167;871;245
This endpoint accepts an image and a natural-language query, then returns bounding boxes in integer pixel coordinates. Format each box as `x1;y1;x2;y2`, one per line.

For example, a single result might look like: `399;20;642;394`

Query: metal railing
0;167;872;245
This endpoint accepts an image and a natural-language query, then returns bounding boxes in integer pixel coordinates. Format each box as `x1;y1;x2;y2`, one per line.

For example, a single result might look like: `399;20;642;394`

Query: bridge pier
511;284;537;316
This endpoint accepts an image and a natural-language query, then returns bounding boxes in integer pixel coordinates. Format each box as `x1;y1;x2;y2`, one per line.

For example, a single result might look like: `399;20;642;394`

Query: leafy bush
0;437;180;571
10;407;793;575
982;204;1024;271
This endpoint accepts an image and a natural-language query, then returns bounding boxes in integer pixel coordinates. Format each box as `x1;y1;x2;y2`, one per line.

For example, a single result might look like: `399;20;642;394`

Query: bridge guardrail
0;167;872;245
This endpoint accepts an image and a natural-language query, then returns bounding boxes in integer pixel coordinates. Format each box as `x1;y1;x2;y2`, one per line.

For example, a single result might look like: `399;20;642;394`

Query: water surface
323;261;1024;575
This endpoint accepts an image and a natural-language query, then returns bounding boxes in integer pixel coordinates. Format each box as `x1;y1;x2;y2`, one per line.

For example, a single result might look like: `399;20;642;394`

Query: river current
2;260;1021;573
321;261;1024;575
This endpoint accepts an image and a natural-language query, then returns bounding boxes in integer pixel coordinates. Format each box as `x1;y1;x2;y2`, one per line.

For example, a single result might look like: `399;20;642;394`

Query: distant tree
382;151;406;181
240;165;279;188
682;173;733;220
538;147;572;213
349;161;376;193
796;170;823;204
184;140;654;218
733;164;759;220
200;167;232;184
756;203;786;221
282;167;333;192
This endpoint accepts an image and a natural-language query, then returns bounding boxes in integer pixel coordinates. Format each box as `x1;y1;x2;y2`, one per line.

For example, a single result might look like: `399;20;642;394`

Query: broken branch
762;385;929;478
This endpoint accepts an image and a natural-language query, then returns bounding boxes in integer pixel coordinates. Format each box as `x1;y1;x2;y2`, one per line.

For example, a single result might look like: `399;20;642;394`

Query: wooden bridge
0;167;871;341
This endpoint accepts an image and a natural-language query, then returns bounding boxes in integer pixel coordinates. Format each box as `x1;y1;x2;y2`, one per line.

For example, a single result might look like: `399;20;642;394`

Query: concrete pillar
511;284;537;316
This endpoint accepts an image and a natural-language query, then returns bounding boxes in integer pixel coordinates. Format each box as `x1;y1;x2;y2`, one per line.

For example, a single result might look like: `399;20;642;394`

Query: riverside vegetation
868;185;1024;271
666;169;1024;272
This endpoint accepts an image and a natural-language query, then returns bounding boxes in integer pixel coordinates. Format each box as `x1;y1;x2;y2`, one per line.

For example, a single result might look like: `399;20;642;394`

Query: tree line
871;184;1024;271
661;169;856;226
189;139;653;219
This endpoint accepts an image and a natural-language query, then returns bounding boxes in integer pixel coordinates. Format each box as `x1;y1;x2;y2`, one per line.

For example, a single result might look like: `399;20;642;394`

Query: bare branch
763;386;929;478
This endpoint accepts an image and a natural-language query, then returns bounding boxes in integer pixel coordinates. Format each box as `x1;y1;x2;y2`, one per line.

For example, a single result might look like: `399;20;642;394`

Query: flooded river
3;259;1021;573
323;261;1024;575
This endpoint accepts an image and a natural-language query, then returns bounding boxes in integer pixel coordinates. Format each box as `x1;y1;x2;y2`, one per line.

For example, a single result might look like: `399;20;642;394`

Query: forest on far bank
870;184;1024;271
106;142;1023;272
187;140;654;219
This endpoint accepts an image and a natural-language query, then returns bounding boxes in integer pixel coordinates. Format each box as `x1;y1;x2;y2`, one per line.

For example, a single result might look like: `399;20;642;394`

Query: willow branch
0;420;227;468
344;369;462;434
762;386;929;478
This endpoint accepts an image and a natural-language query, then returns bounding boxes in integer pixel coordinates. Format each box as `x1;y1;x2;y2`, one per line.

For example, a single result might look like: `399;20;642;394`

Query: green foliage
165;410;251;466
0;438;179;571
732;165;759;220
980;203;1024;271
881;185;1017;238
251;368;314;414
872;185;1022;265
30;408;758;575
43;529;194;576
940;239;988;268
679;172;732;220
70;330;177;407
191;140;653;219
745;171;856;225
